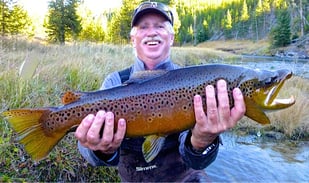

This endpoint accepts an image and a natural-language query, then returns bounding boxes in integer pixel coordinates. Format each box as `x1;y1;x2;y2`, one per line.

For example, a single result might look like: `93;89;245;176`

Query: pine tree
0;0;10;35
106;0;141;44
224;9;233;39
270;8;291;47
78;8;105;42
240;0;249;21
0;0;31;36
44;0;81;44
8;5;31;35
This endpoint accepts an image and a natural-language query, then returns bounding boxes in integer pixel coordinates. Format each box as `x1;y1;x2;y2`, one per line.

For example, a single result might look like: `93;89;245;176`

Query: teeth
146;41;159;45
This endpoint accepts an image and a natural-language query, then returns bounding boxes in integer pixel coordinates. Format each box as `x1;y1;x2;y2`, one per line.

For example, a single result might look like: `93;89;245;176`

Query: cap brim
131;8;172;27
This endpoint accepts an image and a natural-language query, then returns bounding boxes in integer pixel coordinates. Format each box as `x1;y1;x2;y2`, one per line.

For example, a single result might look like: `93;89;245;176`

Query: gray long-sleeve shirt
78;57;220;182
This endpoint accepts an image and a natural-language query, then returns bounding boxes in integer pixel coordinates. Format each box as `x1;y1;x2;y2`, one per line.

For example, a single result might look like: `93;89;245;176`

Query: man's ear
170;35;174;46
131;36;136;48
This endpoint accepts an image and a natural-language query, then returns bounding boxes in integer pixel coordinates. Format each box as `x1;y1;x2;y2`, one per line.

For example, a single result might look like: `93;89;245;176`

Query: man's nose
146;26;158;36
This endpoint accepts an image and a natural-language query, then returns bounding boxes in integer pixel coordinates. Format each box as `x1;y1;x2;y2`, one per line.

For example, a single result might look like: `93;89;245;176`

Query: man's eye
157;25;165;28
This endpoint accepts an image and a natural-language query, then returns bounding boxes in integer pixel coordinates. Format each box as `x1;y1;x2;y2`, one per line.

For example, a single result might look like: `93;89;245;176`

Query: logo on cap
150;2;157;8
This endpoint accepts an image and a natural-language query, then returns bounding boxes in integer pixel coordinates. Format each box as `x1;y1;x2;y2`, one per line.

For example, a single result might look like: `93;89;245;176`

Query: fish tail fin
1;108;64;161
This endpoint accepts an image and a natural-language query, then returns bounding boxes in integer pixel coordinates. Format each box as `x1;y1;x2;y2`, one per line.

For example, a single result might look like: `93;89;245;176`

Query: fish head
243;68;295;111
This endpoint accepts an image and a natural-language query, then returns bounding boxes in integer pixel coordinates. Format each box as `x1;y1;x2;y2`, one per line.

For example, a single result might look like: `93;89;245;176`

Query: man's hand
191;79;246;150
75;110;126;154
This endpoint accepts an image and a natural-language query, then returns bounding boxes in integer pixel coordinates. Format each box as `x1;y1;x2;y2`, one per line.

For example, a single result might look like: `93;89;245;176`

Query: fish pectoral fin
61;91;83;104
244;98;270;125
142;135;166;163
124;70;168;85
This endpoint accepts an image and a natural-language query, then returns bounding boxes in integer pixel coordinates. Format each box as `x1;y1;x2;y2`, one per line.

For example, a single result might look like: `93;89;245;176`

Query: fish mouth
260;70;295;110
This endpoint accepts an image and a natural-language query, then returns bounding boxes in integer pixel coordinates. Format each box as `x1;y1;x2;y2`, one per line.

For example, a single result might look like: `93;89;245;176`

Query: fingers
101;112;115;145
75;110;126;154
193;95;206;125
114;118;126;147
216;80;231;128
205;84;218;124
193;79;244;132
230;88;246;122
87;110;106;144
75;114;94;143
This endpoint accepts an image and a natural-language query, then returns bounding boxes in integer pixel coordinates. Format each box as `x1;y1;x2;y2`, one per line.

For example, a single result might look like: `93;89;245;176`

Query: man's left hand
191;79;246;150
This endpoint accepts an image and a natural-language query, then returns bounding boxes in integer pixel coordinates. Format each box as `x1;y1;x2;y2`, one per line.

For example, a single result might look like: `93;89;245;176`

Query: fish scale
1;64;295;162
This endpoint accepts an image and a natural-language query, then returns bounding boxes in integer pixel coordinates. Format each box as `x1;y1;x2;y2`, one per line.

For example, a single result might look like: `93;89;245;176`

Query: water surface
206;132;309;182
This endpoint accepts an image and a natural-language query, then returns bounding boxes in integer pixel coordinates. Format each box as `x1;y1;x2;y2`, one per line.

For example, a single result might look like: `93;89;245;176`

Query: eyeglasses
133;2;174;25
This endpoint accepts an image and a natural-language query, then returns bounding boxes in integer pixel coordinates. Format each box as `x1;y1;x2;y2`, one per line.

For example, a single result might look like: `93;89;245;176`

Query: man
75;2;246;182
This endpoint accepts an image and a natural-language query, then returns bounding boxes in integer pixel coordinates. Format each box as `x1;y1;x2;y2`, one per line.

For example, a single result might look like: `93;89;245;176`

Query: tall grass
268;76;309;138
1;37;308;181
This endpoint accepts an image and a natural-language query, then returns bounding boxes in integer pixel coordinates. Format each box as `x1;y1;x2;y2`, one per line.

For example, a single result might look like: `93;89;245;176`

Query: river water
206;132;309;182
215;55;309;79
206;57;309;182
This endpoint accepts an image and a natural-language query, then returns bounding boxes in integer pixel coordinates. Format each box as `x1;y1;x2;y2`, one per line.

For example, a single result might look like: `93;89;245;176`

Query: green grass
0;37;308;181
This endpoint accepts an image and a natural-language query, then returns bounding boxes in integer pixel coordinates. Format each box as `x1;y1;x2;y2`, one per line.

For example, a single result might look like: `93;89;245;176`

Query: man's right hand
75;110;126;154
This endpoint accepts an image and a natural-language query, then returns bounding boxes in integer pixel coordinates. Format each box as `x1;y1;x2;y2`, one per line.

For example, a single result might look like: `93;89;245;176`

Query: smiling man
75;2;246;182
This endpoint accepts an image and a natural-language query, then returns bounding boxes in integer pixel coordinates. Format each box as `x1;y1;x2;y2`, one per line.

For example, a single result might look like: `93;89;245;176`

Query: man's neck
138;57;170;70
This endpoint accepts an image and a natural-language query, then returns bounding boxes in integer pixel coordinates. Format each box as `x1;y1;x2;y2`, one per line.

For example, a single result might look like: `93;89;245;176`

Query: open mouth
142;36;163;46
145;40;161;46
264;71;295;109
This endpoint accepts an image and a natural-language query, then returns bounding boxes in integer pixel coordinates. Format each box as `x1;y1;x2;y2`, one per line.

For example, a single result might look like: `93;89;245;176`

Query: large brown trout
2;64;295;162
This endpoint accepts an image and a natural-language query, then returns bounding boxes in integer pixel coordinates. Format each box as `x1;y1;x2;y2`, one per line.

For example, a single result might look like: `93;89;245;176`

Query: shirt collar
132;57;176;73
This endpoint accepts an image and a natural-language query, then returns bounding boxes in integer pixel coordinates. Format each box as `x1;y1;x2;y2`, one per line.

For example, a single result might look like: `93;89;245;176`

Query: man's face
131;13;174;68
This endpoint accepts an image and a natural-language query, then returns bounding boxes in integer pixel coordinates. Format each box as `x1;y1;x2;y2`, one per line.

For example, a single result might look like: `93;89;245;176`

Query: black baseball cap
131;2;174;27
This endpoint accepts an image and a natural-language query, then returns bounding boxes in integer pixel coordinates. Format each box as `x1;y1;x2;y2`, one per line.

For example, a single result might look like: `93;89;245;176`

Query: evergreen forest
1;0;309;47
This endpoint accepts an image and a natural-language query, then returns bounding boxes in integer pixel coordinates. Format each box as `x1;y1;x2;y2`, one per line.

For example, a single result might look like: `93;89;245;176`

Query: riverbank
197;35;309;59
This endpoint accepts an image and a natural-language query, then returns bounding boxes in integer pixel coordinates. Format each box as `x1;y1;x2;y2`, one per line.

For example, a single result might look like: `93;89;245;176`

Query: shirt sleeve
78;71;122;166
78;142;120;166
178;130;220;170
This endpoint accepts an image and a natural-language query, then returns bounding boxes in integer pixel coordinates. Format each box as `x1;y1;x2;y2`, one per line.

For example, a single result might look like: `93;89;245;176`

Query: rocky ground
273;35;309;59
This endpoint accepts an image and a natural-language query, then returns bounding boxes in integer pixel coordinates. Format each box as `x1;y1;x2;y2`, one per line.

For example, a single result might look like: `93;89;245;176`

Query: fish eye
264;78;272;85
264;76;277;85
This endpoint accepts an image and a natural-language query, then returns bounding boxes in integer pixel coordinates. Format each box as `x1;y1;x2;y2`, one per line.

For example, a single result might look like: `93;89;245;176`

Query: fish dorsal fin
244;97;270;125
61;91;83;105
124;70;168;85
142;135;166;163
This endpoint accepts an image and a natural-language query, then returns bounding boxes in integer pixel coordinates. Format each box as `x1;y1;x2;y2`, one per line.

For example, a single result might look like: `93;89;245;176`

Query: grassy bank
0;38;308;181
